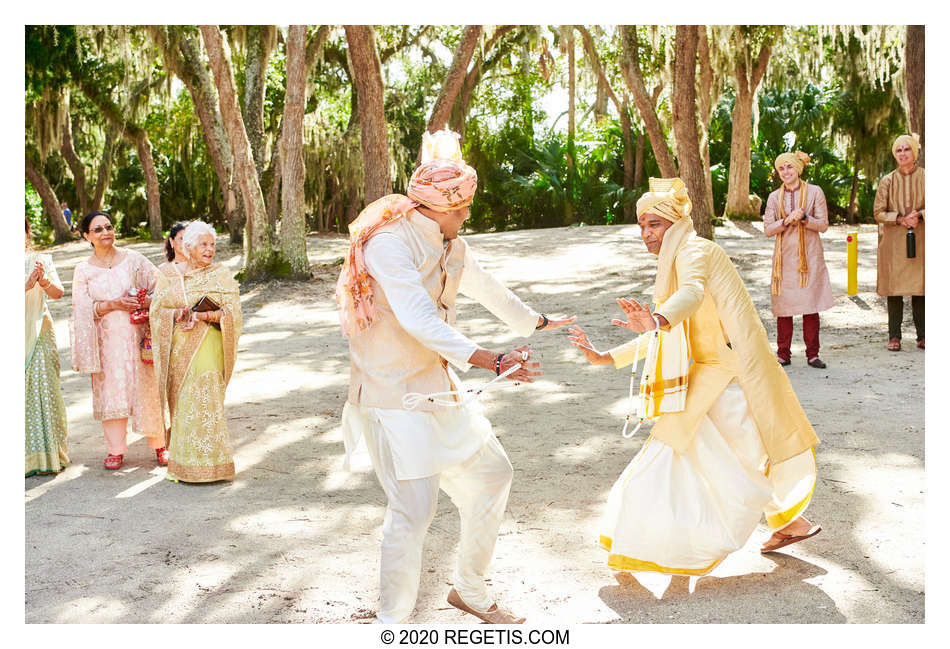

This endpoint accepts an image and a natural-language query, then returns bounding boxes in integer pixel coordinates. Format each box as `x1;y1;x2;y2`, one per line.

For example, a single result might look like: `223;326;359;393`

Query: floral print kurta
69;249;163;438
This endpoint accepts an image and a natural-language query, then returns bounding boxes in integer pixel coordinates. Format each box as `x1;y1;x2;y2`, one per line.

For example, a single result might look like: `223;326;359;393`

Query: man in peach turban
336;128;575;624
567;178;822;597
875;134;925;351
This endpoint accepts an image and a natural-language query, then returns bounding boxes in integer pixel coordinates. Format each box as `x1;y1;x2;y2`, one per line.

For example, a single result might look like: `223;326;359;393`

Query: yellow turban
891;133;921;161
774;151;810;174
635;177;692;223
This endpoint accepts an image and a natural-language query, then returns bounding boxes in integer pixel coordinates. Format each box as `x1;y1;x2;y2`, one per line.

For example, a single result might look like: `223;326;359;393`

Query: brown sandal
761;524;822;553
887;337;901;351
447;588;525;624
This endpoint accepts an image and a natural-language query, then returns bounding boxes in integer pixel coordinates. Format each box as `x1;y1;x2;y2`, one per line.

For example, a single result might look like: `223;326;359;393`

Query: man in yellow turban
337;128;575;623
568;178;822;596
874;134;924;351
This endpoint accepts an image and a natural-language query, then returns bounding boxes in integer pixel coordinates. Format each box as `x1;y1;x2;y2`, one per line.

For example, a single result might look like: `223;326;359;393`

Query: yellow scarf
771;182;809;295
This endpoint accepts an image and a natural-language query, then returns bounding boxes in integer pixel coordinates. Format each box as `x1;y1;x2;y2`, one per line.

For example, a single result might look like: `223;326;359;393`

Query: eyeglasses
91;224;114;233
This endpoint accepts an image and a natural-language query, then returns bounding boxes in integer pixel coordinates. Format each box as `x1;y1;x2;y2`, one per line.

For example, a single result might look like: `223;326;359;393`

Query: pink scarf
336;155;478;338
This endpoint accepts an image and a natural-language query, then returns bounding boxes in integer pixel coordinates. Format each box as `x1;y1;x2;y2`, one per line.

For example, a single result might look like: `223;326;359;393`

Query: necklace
94;248;118;269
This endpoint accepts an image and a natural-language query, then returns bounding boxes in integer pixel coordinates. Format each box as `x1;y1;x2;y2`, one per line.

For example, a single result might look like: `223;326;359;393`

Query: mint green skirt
26;325;69;477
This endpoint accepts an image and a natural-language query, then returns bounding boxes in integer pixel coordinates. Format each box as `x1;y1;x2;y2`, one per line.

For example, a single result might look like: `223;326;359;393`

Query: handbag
140;331;154;364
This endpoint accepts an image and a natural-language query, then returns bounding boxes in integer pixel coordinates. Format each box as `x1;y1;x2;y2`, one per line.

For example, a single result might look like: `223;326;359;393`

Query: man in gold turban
874;134;924;351
568;178;822;596
337;128;575;623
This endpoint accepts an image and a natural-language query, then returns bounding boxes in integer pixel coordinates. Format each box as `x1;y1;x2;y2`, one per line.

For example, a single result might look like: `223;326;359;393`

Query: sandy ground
25;220;923;624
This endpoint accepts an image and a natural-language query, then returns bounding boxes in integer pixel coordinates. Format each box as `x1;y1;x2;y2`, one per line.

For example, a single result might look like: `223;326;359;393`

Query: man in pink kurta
763;152;834;368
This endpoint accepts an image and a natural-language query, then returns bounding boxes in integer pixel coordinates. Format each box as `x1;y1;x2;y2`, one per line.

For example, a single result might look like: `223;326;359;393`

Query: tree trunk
426;25;482;135
619;25;676;177
200;25;274;279
344;25;391;204
905;25;925;167
593;74;609;122
672;26;713;240
137;136;163;240
158;26;243;244
564;28;576;226
26;152;71;243
264;119;284;232
847;166;859;225
634;131;645;188
279;25;310;279
243;25;278;177
697;26;716;218
75;79;164;240
724;26;778;219
92;124;119;212
621;103;635;223
60;110;90;216
449;25;517;137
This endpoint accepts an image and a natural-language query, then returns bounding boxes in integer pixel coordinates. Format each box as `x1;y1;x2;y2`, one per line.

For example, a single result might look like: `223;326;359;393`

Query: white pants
364;424;514;623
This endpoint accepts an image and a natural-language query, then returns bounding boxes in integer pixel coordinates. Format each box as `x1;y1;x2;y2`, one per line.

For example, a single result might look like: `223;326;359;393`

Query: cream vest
347;210;468;411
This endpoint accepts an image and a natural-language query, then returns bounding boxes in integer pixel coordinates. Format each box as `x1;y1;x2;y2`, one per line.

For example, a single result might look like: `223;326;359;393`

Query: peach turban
635;177;692;222
336;128;477;337
774;151;810;174
891;133;921;161
407;128;478;212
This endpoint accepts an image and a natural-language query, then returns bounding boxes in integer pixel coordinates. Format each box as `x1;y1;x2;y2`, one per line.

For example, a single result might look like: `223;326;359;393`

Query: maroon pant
776;313;820;361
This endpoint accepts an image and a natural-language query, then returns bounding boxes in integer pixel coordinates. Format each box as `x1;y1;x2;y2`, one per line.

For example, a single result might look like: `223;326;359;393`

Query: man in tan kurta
569;178;821;582
874;134;925;350
763;152;834;368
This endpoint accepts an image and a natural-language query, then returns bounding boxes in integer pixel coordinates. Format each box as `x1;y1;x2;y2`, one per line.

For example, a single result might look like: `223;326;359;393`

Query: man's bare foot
761;515;822;553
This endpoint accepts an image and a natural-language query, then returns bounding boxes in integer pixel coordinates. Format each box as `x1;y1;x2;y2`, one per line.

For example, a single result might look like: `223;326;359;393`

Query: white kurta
340;227;539;623
342;232;539;480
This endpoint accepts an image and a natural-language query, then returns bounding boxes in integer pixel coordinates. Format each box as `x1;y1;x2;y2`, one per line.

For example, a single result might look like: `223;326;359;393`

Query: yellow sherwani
608;235;819;464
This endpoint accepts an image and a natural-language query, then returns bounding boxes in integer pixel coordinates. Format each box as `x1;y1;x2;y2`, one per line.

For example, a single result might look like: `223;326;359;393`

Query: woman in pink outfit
70;212;167;470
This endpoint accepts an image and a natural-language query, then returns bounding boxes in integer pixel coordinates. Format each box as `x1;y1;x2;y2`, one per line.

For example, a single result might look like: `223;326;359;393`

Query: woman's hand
567;325;612;365
25;263;42;291
194;309;221;323
112;296;142;312
536;313;577;331
611;297;661;333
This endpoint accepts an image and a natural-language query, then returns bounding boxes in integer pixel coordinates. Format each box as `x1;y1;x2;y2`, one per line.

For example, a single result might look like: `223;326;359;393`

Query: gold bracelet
93;301;102;318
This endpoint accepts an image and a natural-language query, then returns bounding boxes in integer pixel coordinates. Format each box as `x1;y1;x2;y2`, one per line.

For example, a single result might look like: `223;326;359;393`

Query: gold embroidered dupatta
149;262;242;443
771;182;809;295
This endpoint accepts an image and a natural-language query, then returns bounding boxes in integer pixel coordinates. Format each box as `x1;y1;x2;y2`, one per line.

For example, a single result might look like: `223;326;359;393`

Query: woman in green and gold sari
149;221;242;483
25;218;69;476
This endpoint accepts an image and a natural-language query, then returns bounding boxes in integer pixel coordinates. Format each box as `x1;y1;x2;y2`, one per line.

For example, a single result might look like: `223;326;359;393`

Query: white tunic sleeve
458;242;540;338
364;233;478;370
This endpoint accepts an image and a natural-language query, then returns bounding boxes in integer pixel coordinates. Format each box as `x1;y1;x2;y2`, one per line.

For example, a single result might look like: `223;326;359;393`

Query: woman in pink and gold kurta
763;151;834;369
70;212;166;470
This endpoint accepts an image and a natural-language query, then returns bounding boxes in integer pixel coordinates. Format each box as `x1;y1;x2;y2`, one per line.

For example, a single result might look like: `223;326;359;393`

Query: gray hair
181;220;216;257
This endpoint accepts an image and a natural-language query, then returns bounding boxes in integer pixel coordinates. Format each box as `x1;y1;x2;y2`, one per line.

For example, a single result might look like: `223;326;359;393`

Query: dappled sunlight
25;463;88;503
53;596;128;623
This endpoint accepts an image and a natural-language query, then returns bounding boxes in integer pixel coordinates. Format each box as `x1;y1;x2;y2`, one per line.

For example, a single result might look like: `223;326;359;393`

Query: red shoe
104;454;123;470
155;447;170;466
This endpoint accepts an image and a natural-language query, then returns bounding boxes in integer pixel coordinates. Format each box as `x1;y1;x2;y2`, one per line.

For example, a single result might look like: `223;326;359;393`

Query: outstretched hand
537;313;577;331
611;297;660;333
567;325;612;365
501;345;543;383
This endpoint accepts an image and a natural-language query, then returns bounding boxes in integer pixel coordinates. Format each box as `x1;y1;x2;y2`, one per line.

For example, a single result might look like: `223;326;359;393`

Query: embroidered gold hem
167;460;234;483
600;535;724;576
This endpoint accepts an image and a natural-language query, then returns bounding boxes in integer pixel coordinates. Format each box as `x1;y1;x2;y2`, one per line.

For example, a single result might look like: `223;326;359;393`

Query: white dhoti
599;381;816;594
345;402;514;623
